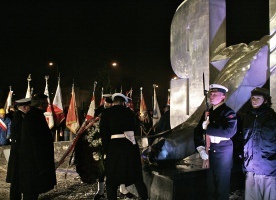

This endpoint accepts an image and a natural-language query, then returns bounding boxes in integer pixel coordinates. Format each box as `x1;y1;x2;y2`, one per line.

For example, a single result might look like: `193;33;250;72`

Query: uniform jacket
0;116;11;145
6;110;25;183
19;106;57;194
99;105;143;186
194;103;237;169
243;105;276;176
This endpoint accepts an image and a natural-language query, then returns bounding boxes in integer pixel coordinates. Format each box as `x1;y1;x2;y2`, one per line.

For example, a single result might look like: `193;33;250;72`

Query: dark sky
0;1;184;107
0;0;269;108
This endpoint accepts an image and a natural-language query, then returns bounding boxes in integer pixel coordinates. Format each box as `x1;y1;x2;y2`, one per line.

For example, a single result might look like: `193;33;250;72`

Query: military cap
209;84;228;94
251;87;270;97
15;98;31;106
103;94;113;103
112;93;128;102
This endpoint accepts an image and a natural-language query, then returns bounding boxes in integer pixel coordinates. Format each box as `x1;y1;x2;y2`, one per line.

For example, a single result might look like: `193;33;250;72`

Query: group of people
194;84;276;200
1;83;275;200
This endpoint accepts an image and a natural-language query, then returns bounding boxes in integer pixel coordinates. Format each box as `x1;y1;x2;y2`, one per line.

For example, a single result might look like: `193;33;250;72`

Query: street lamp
49;62;59;78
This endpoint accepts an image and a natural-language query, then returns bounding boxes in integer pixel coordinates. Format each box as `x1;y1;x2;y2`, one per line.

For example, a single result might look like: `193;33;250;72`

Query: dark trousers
106;180;148;200
10;181;21;200
23;192;39;200
207;168;231;200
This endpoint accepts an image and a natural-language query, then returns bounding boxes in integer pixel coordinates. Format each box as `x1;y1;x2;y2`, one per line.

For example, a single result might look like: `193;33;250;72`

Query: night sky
0;0;269;108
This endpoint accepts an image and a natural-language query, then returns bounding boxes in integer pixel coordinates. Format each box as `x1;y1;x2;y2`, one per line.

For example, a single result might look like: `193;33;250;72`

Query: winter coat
243;105;276;176
19;106;57;194
0;117;11;145
6;110;25;183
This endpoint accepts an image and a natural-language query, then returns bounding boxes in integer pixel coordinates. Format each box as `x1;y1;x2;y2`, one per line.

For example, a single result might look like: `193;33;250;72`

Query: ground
0;153;139;200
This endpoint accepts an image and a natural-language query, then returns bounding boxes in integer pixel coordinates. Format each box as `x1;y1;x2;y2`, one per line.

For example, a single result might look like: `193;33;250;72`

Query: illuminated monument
137;0;275;199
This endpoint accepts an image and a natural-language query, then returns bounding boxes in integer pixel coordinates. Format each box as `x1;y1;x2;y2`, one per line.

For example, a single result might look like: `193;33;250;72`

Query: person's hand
202;159;209;169
196;146;209;160
202;116;209;130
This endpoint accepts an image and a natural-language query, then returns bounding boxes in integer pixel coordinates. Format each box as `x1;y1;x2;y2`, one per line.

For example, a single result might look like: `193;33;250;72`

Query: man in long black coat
6;98;31;200
19;94;56;200
100;93;148;200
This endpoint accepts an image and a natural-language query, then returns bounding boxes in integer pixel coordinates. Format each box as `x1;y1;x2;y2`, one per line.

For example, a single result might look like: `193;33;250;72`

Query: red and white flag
140;87;148;119
152;85;161;126
52;77;65;125
85;81;97;121
66;85;80;134
44;76;54;129
99;87;105;106
4;86;13;114
25;74;32;98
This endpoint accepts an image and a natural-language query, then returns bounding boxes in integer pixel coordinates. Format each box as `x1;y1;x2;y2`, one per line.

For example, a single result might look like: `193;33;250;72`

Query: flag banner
0;119;7;132
140;87;148;119
152;86;161;126
126;88;134;110
44;76;54;129
52;78;65;125
85;93;95;121
85;81;97;121
25;74;32;98
4;87;13;114
66;86;80;134
100;87;104;106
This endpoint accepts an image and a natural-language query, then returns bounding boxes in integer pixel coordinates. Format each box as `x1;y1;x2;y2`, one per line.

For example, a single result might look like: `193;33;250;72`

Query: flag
85;92;95;121
44;76;54;129
52;77;65;125
140;87;148;119
152;85;161;126
167;89;170;105
99;87;105;106
66;85;80;133
126;88;134;110
85;81;97;121
25;74;32;98
4;86;13;114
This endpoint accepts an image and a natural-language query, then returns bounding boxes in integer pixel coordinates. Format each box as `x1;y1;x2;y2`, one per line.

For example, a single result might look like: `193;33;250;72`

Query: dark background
0;0;269;108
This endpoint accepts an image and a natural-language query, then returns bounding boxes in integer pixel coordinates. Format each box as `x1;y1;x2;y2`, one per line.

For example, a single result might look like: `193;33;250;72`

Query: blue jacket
0;117;11;145
243;105;276;176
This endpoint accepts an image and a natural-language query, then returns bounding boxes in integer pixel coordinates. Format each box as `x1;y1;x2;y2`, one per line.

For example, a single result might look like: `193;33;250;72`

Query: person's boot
93;182;104;200
119;184;135;198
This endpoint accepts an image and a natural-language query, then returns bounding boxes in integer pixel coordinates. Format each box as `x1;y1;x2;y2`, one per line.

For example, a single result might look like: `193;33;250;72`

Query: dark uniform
20;105;56;199
194;103;237;200
100;97;148;200
6;109;26;199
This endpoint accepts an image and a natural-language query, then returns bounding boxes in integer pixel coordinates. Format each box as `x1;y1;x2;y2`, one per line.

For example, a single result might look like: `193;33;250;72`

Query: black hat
103;94;113;103
251;87;270;97
15;98;31;106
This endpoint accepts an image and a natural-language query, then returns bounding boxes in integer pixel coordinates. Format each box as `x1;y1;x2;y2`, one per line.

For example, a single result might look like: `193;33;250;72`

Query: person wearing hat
243;87;276;200
19;94;57;199
6;97;31;200
194;84;237;200
94;94;113;118
99;93;148;200
0;108;11;146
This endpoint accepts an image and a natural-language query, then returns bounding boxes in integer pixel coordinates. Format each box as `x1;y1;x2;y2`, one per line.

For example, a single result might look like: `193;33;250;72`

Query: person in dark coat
100;93;148;200
6;98;31;200
19;94;57;200
194;84;237;200
243;87;276;200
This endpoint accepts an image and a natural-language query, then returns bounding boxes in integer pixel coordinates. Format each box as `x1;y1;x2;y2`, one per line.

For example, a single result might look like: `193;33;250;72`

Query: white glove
196;146;209;160
202;116;210;130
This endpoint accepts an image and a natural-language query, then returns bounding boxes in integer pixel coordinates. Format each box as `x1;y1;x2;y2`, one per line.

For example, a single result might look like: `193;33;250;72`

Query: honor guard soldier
194;84;237;200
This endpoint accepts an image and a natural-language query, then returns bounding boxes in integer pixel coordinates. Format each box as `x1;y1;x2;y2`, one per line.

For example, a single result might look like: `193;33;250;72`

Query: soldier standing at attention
194;84;237;200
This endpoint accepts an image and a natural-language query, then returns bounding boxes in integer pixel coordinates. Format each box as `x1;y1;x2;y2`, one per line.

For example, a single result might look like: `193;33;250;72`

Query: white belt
210;136;230;144
111;131;136;145
111;134;125;139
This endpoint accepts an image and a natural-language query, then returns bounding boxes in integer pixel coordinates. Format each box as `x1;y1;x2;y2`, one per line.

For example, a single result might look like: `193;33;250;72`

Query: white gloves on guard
197;146;209;160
